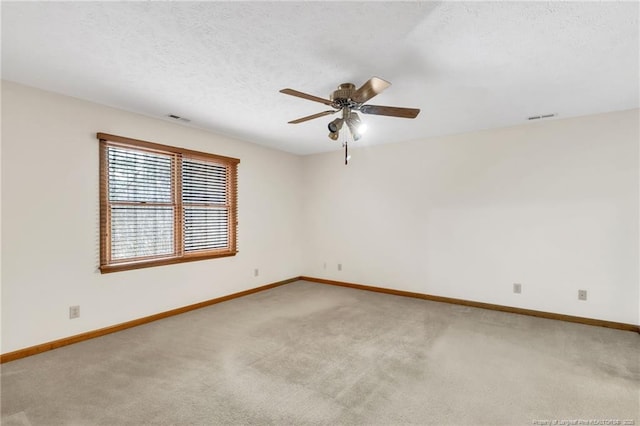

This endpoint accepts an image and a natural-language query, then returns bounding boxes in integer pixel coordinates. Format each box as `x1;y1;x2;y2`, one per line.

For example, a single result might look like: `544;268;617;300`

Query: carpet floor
1;280;639;425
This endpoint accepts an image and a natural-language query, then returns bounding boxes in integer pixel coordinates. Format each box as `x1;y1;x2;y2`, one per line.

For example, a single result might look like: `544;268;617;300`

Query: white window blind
182;158;229;252
108;146;176;260
99;133;239;273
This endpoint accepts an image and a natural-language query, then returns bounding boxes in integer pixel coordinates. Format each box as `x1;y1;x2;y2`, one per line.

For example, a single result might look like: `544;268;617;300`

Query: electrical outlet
69;305;80;319
337;263;342;271
254;268;259;277
323;262;327;270
578;290;587;301
513;283;522;294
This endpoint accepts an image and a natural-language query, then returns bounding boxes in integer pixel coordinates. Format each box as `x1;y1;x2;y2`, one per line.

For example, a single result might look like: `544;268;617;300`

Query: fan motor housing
331;83;356;107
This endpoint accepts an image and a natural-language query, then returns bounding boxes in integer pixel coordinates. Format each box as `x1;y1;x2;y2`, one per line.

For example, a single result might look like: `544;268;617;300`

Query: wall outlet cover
69;305;80;319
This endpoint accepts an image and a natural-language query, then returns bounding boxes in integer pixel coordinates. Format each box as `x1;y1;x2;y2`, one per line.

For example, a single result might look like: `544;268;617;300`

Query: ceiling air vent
528;113;557;121
167;114;191;123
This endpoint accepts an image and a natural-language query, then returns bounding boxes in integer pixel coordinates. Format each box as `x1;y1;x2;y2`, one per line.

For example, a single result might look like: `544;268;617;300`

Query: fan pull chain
344;141;348;165
342;131;350;165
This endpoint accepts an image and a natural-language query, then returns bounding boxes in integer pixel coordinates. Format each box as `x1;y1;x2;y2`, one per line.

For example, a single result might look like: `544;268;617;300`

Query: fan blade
360;104;420;119
288;110;337;124
351;77;391;104
280;88;335;107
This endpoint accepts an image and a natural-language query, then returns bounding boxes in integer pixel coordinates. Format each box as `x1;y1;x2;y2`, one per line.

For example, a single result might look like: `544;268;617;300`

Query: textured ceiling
2;2;638;155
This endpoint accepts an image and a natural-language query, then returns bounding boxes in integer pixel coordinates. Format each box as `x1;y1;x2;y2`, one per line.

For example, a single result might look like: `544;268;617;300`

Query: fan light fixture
328;118;344;133
345;112;366;141
328;110;367;142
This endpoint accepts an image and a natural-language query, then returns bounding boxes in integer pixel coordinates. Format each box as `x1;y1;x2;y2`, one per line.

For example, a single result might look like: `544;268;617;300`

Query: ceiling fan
280;77;420;164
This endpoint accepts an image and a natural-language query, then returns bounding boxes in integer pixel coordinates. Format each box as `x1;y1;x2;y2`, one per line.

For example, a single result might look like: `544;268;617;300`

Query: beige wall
1;81;304;353
302;109;639;325
2;80;638;354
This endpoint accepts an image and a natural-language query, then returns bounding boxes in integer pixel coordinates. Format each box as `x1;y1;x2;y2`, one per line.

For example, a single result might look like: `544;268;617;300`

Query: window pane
182;158;227;204
184;207;228;252
111;206;174;260
108;146;173;203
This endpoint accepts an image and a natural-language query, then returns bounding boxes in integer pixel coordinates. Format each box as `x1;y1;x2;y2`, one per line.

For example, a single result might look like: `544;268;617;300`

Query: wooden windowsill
100;251;238;273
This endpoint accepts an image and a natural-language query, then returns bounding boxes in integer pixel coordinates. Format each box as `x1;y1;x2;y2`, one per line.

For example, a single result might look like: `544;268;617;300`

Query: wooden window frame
98;133;239;273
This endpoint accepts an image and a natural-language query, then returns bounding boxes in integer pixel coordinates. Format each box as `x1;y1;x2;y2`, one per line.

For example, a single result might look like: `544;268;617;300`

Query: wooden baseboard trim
1;277;301;364
300;276;640;333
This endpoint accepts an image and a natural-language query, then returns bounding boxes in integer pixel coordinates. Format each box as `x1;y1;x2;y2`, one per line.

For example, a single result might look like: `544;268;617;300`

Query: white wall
1;81;304;353
302;110;639;325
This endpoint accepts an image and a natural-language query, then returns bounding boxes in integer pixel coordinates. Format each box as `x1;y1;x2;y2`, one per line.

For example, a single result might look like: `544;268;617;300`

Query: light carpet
1;280;639;425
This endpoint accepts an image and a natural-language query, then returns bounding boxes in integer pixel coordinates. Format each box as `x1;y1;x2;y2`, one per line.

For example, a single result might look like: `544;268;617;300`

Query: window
98;133;239;273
